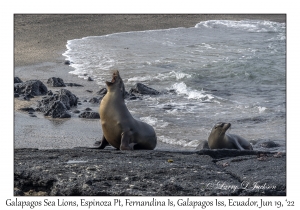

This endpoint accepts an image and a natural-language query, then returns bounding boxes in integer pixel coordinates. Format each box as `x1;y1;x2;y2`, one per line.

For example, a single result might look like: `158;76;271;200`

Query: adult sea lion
95;70;157;150
208;122;253;150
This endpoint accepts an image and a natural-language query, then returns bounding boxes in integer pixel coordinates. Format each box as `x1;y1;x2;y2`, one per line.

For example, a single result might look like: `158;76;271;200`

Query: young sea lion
95;70;157;150
208;122;253;150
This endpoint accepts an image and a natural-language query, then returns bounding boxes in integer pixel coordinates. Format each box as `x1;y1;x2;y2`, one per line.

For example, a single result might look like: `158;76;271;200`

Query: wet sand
14;14;286;150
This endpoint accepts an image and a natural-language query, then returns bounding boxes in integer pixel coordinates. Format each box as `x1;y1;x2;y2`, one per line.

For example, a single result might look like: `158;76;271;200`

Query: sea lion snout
106;70;121;86
112;70;120;79
223;123;231;131
112;70;120;76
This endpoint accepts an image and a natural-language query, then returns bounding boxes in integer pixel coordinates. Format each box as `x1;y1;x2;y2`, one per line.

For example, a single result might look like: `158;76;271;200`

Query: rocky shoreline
14;76;161;120
14;74;286;196
14;148;285;196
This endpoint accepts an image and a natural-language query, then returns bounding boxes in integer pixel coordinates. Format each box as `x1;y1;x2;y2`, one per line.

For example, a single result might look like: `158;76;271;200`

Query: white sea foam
67;160;88;164
158;136;199;148
140;116;158;126
200;43;215;49
171;71;192;80
166;109;179;115
258;106;267;113
128;71;191;83
185;140;200;148
140;116;169;128
171;82;214;100
195;20;286;34
128;75;153;82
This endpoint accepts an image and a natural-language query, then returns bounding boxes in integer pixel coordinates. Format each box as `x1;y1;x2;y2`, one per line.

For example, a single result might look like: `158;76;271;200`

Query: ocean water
63;20;286;150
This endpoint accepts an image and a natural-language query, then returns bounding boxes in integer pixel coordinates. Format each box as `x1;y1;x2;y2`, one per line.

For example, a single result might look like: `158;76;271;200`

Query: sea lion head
106;70;126;97
208;122;231;149
210;122;231;137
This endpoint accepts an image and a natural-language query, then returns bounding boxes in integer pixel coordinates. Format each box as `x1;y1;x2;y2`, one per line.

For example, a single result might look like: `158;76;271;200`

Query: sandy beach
15;14;285;66
14;14;286;149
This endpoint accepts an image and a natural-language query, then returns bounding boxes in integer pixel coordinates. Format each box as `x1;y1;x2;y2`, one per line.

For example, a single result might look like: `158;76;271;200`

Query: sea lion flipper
232;138;245;150
93;141;101;147
92;135;109;149
99;135;109;149
120;131;133;150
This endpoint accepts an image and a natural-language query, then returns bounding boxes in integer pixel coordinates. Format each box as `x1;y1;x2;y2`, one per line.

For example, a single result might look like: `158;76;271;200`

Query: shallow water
63;20;286;150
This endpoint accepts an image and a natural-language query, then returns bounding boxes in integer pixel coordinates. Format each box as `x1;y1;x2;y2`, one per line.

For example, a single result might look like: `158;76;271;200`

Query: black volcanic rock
260;140;280;148
14;80;48;97
129;83;160;95
19;107;35;112
65;83;83;87
64;60;71;65
58;89;78;108
14;148;286;196
36;89;77;118
43;101;71;118
78;111;100;119
96;88;107;96
47;77;66;87
14;77;23;83
89;97;100;104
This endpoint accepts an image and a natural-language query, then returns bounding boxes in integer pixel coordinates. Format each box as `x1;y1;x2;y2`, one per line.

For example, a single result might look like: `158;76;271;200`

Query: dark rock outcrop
58;89;78;108
14;80;48;97
129;83;160;95
47;77;66;87
42;101;71;118
96;88;107;101
14;148;286;196
260;140;280;148
14;77;23;83
14;188;24;196
249;139;282;152
78;111;100;119
64;60;72;65
47;90;53;95
96;88;107;96
124;91;140;100
65;83;83;87
19;107;35;113
89;97;100;104
162;104;176;110
36;89;77;118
